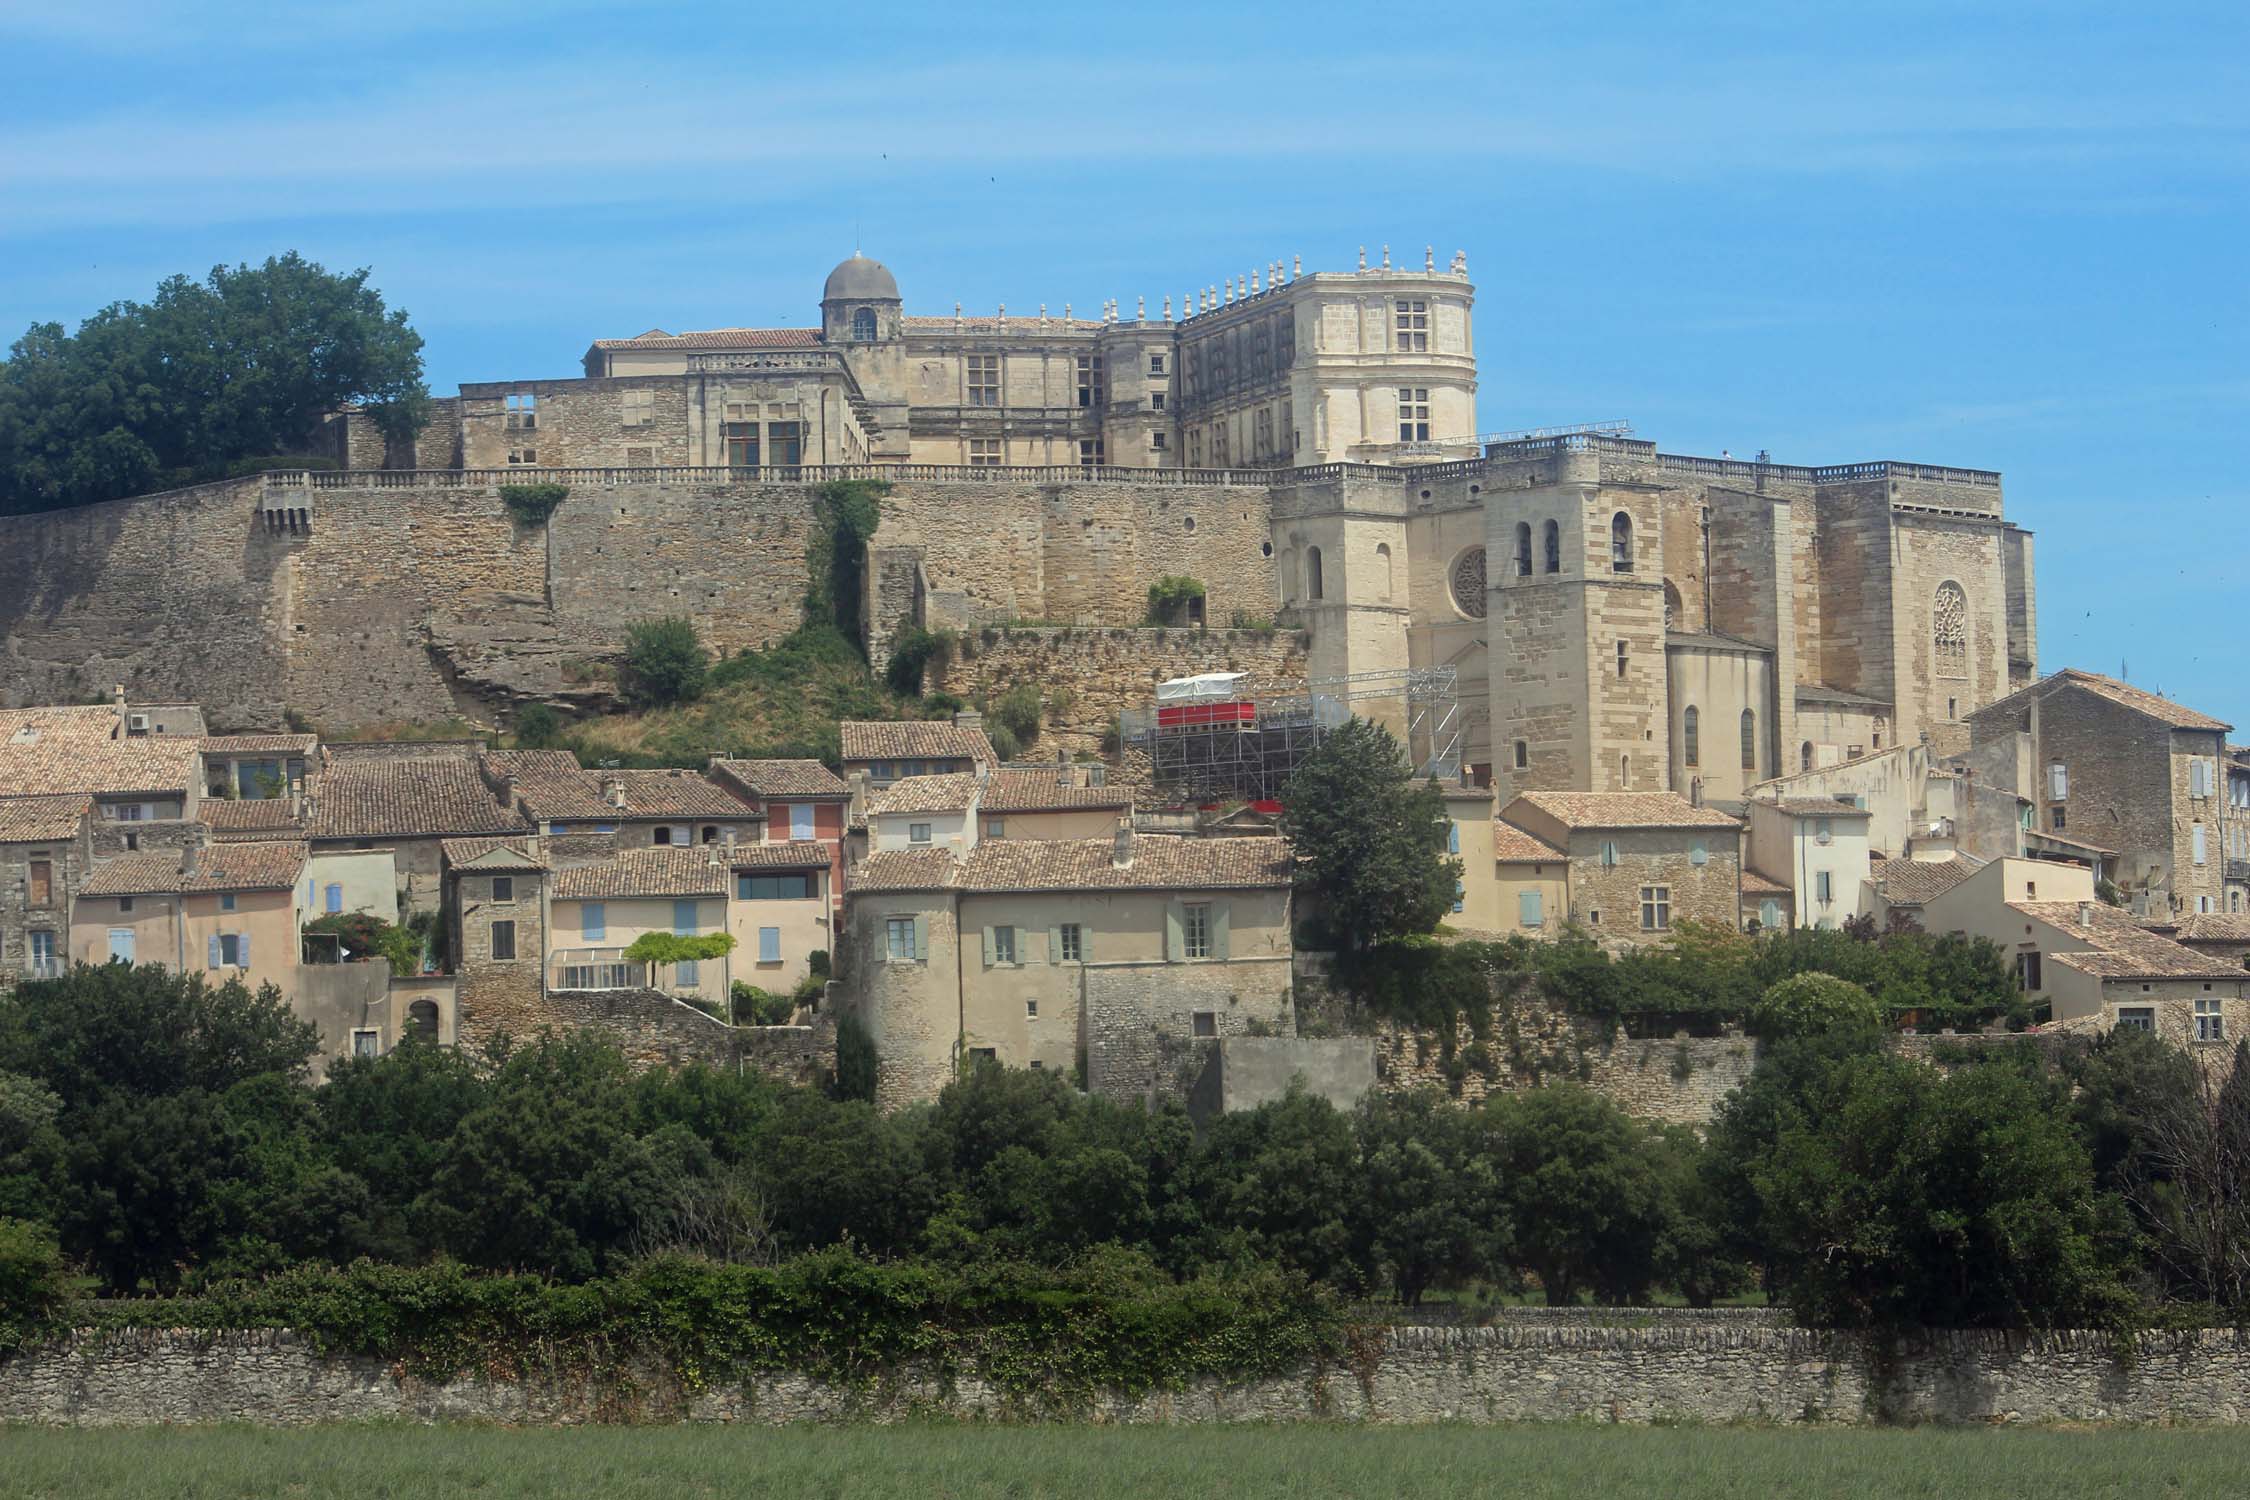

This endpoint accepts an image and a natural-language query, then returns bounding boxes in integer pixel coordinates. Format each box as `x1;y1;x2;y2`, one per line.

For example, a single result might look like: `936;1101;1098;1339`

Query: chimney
112;683;129;738
1112;825;1134;869
953;709;983;730
181;841;200;879
847;768;872;822
602;775;625;809
2078;901;2094;927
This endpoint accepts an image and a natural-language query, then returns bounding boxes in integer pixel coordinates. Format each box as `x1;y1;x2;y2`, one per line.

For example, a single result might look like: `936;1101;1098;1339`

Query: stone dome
822;254;900;303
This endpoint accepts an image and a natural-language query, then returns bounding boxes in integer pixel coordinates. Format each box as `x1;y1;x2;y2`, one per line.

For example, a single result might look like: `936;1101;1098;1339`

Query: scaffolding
1122;666;1463;805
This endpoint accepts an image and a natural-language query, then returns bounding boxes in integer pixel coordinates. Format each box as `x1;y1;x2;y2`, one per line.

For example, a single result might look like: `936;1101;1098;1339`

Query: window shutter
981;926;995;967
1520;890;1543;927
912;914;929;961
1047;926;1062;964
207;933;221;968
1211;904;1230;961
239;932;250;969
1166;903;1184;962
2193;824;2207;866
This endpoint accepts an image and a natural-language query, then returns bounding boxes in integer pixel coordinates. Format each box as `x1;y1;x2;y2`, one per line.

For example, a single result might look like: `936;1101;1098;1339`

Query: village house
844;830;1293;1108
482;751;763;858
1743;798;1875;931
840;717;998;791
304;751;530;913
68;839;308;993
1919;856;2246;1042
0;794;92;988
1867;851;1986;929
547;846;736;1011
1495;792;1744;945
707;758;853;922
199;733;316;802
1965;670;2235;918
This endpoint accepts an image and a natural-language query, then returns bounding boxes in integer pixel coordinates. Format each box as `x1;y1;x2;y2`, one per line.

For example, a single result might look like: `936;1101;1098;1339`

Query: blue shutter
583;902;606;941
207;933;221;969
673;898;697;934
759;927;780;963
1447;822;1460;854
1520;890;1543;927
239;932;250;970
325;883;343;913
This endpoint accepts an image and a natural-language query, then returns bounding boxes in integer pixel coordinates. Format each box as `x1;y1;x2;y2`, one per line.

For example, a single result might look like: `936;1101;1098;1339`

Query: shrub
1749;972;1884;1037
620;616;709;708
1145;576;1206;626
987;682;1044;750
0;1217;74;1353
832;1014;879;1103
513;703;562;749
498;482;569;527
731;983;797;1027
884;626;954;696
304;912;423;978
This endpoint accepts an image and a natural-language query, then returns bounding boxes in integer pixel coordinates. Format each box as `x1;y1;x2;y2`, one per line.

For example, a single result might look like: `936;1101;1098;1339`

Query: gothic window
1683;707;1700;767
1306;547;1324;601
1543;519;1560;574
1450;548;1487;618
1934;582;1969;676
1800;741;1814;774
1514;522;1532;578
1663;580;1683;632
1611;512;1635;573
851;307;878;342
1741;710;1757;771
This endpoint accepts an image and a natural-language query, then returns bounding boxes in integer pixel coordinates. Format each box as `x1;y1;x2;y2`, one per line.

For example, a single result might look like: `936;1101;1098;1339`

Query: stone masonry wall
930;626;1307;757
8;1323;2250;1426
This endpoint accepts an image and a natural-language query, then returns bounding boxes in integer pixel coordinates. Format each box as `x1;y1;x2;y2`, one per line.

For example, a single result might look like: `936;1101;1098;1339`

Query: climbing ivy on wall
805;480;889;655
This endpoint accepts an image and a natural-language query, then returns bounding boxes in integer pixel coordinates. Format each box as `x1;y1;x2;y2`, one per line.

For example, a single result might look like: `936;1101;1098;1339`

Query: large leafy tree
1352;1089;1505;1304
1280;717;1462;950
0;252;428;514
1479;1085;1677;1306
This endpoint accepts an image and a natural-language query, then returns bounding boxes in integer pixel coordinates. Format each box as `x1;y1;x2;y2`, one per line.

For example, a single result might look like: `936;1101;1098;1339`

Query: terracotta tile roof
2175;914;2250;945
198;799;307;841
711;758;850;799
440;836;550;871
198;734;318;755
1508;792;1743;831
1740;869;1792;896
1763;798;1873;818
840;720;997;766
2012;900;2243;980
959;834;1291;893
79;840;307;896
981;769;1131;814
1492;823;1565;862
589;327;823;352
483;753;757;823
0;794;91;842
1872;855;1981;906
853;848;962;893
0;708;200;797
1971;669;2232;734
729;841;833;871
869;773;981;815
306;757;527;841
550;846;729;900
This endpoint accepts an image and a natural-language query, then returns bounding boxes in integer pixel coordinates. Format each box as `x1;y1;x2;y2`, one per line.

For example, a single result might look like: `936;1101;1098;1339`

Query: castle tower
1488;453;1669;800
819;254;912;458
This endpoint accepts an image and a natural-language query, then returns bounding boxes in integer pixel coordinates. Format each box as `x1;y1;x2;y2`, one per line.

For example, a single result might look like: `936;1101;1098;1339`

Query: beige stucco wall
548;894;728;1006
726;878;831;990
1746;804;1872;930
985;808;1123;842
70;885;302;1000
869;807;972;855
304;850;399;925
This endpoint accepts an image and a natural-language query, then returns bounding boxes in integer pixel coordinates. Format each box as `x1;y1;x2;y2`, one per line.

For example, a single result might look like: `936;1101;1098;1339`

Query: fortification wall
7;1323;2248;1426
0;474;1279;733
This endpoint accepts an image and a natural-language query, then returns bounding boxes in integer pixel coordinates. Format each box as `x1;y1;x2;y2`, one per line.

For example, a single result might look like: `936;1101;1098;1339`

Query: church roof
1968;669;2232;734
823;254;900;302
588;327;822;352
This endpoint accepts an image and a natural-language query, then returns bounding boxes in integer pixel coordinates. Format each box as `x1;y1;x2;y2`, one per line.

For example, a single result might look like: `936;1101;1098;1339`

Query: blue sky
3;1;2245;726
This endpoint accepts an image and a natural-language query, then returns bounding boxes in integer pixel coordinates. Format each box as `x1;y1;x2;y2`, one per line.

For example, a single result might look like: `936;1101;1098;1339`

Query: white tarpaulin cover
1155;672;1249;703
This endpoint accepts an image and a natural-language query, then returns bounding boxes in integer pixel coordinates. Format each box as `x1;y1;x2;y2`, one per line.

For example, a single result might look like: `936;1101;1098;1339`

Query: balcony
2228;860;2250;886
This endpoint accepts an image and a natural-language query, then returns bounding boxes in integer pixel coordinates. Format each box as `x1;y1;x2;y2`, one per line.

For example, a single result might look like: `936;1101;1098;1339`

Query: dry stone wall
8;1323;2250;1426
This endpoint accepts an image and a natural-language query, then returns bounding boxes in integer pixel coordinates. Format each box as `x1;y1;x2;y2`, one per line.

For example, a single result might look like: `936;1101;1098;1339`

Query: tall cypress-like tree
1279;717;1462;950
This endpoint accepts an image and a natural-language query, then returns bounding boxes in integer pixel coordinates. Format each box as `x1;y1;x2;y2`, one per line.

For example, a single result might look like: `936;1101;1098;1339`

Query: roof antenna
854;218;860;255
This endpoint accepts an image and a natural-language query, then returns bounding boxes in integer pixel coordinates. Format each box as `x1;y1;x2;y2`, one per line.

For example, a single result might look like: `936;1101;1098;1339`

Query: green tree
0;964;319;1107
0;252;428;514
1190;1084;1360;1286
1480;1086;1675;1305
0;1073;64;1226
1280;718;1462;950
1748;972;1884;1038
1718;1045;2136;1329
512;703;564;749
619;616;710;708
1353;1090;1504;1304
0;1217;73;1353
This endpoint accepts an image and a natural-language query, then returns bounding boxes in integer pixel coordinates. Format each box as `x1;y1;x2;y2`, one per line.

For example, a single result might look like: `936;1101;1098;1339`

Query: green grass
2;1424;2247;1499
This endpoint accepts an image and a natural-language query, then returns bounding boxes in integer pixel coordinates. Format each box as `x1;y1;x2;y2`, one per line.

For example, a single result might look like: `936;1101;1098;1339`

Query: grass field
2;1424;2246;1498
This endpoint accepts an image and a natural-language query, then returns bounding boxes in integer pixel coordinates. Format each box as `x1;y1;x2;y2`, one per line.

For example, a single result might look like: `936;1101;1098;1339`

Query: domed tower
821;254;902;344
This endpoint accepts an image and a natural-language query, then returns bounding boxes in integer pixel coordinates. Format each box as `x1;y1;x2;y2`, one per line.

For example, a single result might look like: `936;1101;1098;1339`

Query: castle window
1514;523;1532;578
507;449;537;466
1513;739;1528;770
1610;513;1634;573
1306;547;1324;601
1800;741;1814;773
1151;392;1166;411
723;402;759;469
967;354;1001;407
505;392;537;430
621;389;654;428
1397;388;1430;442
967;439;1002;467
1395;300;1428;352
768;421;802;467
1933;581;1968;676
1149;352;1166;376
1543;519;1560;574
1078;439;1105;468
1683;706;1700;767
1663;580;1682;632
1616;640;1629;678
1188;430;1203;466
1450;548;1487;619
1254;408;1274;460
1151;431;1168;451
1213;423;1231;467
851;307;878;342
1741;710;1757;771
1620;754;1632;789
1075;354;1103;409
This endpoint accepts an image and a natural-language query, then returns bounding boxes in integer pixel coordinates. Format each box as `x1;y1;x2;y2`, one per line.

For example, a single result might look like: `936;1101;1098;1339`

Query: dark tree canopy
1280;717;1462;949
0;252;428;514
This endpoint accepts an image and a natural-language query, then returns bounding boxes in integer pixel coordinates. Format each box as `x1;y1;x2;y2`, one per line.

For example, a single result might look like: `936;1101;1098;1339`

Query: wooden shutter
207;933;221;968
1165;903;1183;962
1211;903;1230;961
1047;926;1062;964
239;932;250;969
912;914;929;962
981;926;995;967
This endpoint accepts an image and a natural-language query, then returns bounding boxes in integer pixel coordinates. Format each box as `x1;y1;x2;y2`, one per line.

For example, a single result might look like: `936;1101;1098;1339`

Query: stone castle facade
0;249;2036;797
